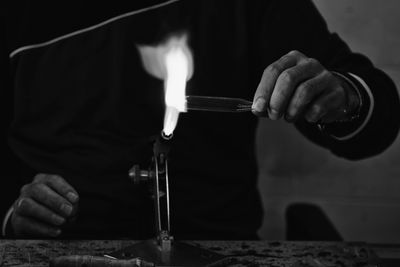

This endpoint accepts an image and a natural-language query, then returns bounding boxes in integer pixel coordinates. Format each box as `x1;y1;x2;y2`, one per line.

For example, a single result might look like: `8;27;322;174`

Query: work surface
1;239;399;267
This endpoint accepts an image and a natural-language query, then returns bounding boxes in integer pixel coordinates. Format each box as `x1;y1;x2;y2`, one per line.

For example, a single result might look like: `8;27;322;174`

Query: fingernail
252;98;267;113
61;204;73;216
67;192;79;203
269;109;279;120
52;215;65;225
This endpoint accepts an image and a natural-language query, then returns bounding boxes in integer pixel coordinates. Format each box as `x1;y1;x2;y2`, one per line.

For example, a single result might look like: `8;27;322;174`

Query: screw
129;165;152;184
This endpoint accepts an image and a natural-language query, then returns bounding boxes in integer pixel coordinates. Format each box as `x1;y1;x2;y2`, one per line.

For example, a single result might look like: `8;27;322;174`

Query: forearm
296;67;400;160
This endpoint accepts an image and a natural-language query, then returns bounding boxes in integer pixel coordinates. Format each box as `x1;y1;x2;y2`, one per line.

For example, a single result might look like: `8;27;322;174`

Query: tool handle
50;255;154;267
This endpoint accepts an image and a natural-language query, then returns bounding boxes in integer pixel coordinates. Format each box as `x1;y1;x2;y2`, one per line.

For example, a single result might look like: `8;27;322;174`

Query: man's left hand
252;50;359;123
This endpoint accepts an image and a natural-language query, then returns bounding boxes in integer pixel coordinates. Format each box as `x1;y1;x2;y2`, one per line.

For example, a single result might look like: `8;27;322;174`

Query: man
1;0;399;239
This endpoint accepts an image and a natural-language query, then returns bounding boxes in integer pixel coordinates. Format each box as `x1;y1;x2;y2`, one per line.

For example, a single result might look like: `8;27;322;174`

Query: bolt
129;165;151;184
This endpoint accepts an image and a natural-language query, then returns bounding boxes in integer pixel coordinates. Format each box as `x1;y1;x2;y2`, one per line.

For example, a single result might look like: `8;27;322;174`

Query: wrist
332;71;363;122
317;72;373;141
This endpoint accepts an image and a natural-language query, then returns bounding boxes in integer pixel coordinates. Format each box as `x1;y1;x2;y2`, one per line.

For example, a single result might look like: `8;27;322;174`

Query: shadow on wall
256;0;400;243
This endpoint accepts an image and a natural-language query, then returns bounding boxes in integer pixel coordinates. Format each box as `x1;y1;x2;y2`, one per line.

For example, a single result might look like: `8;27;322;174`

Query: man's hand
11;174;79;237
252;50;360;123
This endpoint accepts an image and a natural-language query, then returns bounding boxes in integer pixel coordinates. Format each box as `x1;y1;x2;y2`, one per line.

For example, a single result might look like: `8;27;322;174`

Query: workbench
0;239;399;267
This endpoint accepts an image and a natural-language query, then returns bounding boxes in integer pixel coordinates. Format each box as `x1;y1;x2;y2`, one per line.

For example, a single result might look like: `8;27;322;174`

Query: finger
269;58;324;120
12;214;61;238
24;183;75;218
252;53;299;116
304;91;344;123
34;174;79;204
285;71;330;122
14;197;66;226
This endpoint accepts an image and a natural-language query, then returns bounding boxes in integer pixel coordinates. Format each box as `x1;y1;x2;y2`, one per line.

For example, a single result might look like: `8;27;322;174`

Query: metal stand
109;134;224;266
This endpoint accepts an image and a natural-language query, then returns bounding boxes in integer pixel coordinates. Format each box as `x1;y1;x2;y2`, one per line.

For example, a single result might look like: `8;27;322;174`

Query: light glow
138;34;193;137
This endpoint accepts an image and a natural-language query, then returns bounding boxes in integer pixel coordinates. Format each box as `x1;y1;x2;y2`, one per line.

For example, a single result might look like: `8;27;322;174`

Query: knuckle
279;54;291;61
33;174;41;182
51;174;64;183
265;64;281;76
288;50;303;58
33;173;47;182
280;70;295;84
305;57;319;66
20;184;30;194
299;82;310;93
297;79;323;104
31;182;46;194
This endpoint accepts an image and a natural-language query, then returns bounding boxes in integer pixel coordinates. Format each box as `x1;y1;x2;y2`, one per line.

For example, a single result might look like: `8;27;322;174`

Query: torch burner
124;133;225;266
129;133;173;253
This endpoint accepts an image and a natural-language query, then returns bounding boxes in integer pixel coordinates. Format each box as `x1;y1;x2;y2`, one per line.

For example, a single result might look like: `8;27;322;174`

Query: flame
138;34;193;137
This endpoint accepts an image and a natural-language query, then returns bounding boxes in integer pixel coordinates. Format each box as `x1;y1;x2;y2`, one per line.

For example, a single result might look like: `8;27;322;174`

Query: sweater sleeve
264;0;400;160
0;7;35;215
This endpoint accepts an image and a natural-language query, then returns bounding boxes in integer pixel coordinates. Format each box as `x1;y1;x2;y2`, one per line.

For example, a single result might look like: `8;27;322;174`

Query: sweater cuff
2;206;14;237
321;72;375;141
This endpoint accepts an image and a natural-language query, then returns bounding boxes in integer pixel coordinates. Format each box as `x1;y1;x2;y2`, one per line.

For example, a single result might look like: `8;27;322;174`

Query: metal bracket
124;134;225;266
129;135;173;251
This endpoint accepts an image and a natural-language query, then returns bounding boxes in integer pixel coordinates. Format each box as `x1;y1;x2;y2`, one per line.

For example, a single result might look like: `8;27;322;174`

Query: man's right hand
11;174;79;237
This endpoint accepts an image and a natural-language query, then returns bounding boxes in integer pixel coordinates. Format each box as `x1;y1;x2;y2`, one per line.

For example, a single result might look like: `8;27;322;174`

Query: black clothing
1;0;399;239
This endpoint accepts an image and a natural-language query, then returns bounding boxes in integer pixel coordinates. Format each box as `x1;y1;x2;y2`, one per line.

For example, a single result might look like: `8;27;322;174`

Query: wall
257;0;400;243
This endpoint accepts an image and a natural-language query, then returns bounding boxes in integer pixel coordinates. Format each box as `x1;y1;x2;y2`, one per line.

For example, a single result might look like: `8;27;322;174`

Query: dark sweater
1;0;399;239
